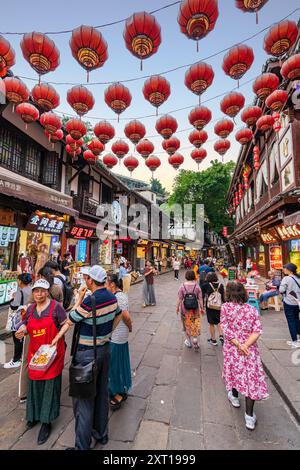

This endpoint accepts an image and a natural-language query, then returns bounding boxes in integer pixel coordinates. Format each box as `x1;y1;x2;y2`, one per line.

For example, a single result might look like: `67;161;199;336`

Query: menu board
0;280;18;305
0;226;18;247
291;239;300;252
269;245;283;270
228;267;236;281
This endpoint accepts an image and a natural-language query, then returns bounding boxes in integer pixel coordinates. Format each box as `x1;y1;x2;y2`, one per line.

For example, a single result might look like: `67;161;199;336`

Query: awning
0;167;78;217
75;218;99;229
284;211;300;226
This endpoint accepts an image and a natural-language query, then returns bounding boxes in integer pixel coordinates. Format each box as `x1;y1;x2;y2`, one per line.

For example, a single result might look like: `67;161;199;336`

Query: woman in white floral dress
220;282;269;431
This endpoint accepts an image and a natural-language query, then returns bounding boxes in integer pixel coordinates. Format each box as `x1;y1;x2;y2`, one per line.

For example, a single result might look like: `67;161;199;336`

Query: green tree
150;178;168;198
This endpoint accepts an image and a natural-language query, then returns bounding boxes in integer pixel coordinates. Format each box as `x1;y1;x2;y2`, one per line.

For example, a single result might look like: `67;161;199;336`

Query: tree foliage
151;178;168;198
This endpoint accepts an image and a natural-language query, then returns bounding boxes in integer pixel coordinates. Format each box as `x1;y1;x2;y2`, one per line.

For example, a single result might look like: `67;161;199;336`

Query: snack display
29;345;57;371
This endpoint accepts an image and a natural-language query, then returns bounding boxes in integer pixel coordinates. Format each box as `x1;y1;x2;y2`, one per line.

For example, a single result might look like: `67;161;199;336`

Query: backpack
199;269;207;284
56;275;73;310
207;283;222;310
183;284;199;311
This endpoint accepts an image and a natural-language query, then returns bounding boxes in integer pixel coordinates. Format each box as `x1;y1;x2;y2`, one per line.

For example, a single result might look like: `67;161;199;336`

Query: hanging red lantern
83;150;97;165
189;106;212;130
185;62;214;101
178;0;219;51
20;32;60;80
31;82;60;111
124;12;161;70
124;155;139;173
162;137;180;156
156;115;178;139
265;89;288;112
169;153;184;170
241;106;262;127
253;145;260;170
111;140;129;160
136;139;154;159
0;67;8;78
191;148;207;169
253;73;279;101
235;128;253;145
264;20;298;58
214;139;231;157
0;36;15;72
67;85;94;116
239;183;243;201
88;139;105;156
66;134;83;150
40;112;62;135
235;0;269;24
214;119;234;139
256;115;275;133
243;167;250;190
94;121;115;144
103;153;118;169
65;118;86;140
66;145;81;158
146;155;161;174
45;128;63;148
69;25;108;82
143;75;170;114
273;119;281;133
222;45;254;85
281;53;300;81
104;83;132;121
16;103;39;129
3;77;29;110
220;92;245;119
189;129;208;148
124;120;146;146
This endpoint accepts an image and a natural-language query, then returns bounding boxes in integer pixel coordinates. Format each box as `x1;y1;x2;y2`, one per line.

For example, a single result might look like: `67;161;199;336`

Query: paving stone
132;331;153;348
144;385;176;424
130;350;145;371
0;372;20;417
156;355;178;385
56;419;75;448
168;428;204;450
141;344;163;369
132;420;169;450
109;397;146;442
94;439;132;451
0;408;27;450
270;349;300;367
203;423;241;450
202;375;234;427
130;365;157;399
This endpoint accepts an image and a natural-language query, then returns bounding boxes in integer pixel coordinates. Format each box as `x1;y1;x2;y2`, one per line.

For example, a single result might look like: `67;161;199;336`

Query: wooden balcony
73;193;100;220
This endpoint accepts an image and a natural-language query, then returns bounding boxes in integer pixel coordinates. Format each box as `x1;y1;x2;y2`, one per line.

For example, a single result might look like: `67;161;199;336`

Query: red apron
27;300;65;381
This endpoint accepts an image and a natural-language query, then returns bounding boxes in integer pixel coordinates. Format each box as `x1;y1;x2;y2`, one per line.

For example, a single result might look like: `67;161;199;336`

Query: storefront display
269;244;283;270
290;239;300;271
0;225;19;271
67;222;98;265
258;245;265;266
0;273;18;305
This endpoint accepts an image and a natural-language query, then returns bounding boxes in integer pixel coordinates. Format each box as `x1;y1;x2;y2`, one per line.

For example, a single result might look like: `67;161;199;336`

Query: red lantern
4;77;29;109
136;139;154;159
241;106;262;127
178;0;219;51
214;119;234;139
169;153;184;170
83;149;97;165
220;92;245;119
185;62;214;101
20;32;60;80
253;73;279;101
45;128;63;143
264;20;298;58
31;83;60;111
265;89;288;112
124;120;146;146
189;129;208;148
94;121;115;144
16;103;39;129
103;153;118;169
66;145;81;158
243;167;250;190
66;134;83;150
235;128;253;145
0;67;8;78
156;115;178;139
222;45;254;85
281;53;300;81
88;139;105;156
239;183;243;200
69;25;108;82
191;148;207;168
67;85;94;116
124;155;139;173
65;118;86;140
162;137;180;156
146;155;161;174
111;140;129;160
273;119;281;133
189;106;212;130
104;83;132;120
40;112;62;135
0;36;15;72
143;75;170;114
214;139;231;157
253;146;260;170
124;12;161;70
256;115;275;133
235;0;269;24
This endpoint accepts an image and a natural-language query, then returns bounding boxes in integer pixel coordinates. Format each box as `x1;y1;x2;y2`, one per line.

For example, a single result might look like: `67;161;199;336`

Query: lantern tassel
156;108;158;116
118;115;120;123
87;71;89;83
197;40;199;53
256;11;258;24
140;59;143;72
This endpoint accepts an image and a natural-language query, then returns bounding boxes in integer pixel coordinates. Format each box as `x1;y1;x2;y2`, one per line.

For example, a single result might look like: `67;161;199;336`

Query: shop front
66;220;99;265
136;239;149;271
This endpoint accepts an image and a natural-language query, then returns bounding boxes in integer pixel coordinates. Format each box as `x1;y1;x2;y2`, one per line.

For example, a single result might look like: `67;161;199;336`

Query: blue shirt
198;265;214;275
118;266;128;280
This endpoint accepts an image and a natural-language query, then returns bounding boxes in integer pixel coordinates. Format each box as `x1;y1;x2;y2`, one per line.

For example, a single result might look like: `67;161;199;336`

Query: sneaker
4;359;21;369
184;339;192;348
20;397;27;404
227;391;240;408
289;341;300;349
207;339;218;346
219;336;224;346
192;337;199;350
245;413;257;430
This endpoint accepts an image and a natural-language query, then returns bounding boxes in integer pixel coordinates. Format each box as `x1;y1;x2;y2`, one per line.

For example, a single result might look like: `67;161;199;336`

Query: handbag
69;295;99;400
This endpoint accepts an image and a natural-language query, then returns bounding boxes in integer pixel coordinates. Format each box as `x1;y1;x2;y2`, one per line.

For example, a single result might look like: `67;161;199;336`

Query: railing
72;193;100;219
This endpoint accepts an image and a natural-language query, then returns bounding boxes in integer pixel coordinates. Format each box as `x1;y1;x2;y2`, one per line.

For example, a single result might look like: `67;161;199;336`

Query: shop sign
138;239;148;246
26;212;65;235
177;245;185;250
162;244;169;248
69;225;96;239
152;242;160;247
269;244;283;270
261;232;278;244
276;224;300;241
78;239;87;263
0;226;18;247
171;244;177;250
291;239;300;252
258;253;265;266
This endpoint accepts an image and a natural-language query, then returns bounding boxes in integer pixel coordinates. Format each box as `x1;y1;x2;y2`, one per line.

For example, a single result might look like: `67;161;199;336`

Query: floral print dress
220;302;269;401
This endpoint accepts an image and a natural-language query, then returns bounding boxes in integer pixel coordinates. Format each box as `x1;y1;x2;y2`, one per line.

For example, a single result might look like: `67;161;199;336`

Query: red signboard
223;227;228;238
69;225;96;239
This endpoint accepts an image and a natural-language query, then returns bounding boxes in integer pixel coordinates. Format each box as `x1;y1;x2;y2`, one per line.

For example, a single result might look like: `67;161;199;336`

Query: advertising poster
78;239;87;263
269;245;283;270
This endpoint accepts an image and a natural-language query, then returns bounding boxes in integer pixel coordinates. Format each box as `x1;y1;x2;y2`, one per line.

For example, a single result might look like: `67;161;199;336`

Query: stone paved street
0;271;300;450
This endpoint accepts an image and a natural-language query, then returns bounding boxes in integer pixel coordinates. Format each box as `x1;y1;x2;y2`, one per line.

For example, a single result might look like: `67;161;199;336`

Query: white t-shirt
111;291;130;344
173;261;181;270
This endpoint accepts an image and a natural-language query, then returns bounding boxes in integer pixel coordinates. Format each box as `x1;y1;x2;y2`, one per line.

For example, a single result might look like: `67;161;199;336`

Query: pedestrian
176;270;203;350
279;263;300;348
198;259;214;287
259;270;280;310
106;274;132;411
142;260;157;308
15;279;67;445
51;265;122;450
202;272;225;346
173;257;181;280
118;261;131;294
61;252;72;281
4;273;32;369
220;281;269;431
37;266;64;304
192;261;200;282
246;257;253;274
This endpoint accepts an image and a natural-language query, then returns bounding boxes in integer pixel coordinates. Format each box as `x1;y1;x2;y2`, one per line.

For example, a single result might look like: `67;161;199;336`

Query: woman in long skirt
142;260;158;307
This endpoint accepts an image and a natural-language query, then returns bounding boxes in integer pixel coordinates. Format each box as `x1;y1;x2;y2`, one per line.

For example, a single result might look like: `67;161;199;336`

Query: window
0;126;22;172
25;143;41;180
42;151;59;189
102;182;112;203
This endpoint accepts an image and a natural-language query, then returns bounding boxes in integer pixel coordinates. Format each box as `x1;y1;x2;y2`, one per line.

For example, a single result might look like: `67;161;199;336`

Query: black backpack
56;275;73;310
183;284;198;310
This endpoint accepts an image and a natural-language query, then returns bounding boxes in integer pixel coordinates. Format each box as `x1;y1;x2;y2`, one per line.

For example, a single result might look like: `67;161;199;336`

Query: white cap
88;265;107;283
32;279;50;290
80;266;90;275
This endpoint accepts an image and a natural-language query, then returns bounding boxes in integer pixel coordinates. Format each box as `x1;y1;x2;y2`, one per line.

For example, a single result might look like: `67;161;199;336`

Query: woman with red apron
16;279;67;445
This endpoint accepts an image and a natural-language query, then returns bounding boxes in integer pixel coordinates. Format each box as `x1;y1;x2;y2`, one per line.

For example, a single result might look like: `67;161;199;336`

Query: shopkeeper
15;279;67;446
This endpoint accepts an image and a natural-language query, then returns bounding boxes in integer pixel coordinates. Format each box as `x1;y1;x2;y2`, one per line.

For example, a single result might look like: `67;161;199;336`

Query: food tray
29;345;57;371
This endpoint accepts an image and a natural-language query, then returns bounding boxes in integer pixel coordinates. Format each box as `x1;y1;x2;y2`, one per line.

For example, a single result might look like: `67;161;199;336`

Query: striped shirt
69;288;121;348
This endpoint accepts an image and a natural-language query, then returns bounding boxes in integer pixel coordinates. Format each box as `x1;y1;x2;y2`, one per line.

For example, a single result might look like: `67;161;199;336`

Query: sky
1;0;300;191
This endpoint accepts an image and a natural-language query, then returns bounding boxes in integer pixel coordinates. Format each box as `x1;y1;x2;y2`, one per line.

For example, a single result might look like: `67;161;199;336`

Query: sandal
110;396;122;411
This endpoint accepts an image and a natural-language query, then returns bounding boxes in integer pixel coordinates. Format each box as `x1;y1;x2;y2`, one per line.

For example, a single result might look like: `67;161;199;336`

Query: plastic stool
268;295;281;312
247;298;261;316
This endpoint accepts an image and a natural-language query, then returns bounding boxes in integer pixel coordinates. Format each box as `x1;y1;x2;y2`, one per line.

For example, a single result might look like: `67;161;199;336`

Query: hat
80;266;90;275
283;263;298;274
88;265;107;283
32;279;50;290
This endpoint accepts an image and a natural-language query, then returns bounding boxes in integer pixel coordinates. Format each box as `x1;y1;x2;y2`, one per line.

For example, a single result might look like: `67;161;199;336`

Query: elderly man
259;270;280;310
